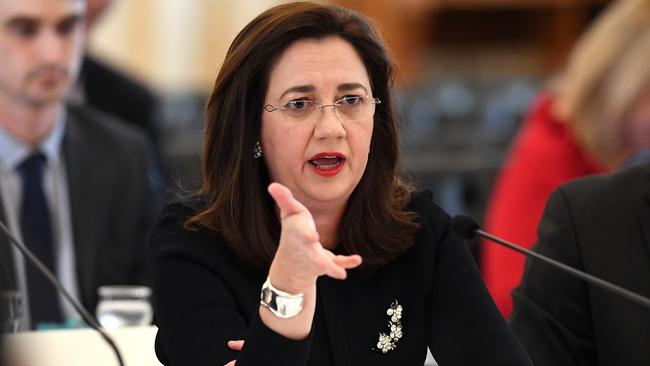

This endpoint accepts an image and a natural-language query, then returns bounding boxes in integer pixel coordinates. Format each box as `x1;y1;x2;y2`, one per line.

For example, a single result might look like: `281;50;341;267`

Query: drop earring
253;140;263;159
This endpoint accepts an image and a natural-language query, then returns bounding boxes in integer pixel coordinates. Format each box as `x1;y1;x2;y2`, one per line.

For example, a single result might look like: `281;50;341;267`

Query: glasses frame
263;95;381;123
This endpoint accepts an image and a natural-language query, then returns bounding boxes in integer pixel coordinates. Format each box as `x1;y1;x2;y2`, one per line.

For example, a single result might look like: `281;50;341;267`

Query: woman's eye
340;96;361;105
287;100;309;110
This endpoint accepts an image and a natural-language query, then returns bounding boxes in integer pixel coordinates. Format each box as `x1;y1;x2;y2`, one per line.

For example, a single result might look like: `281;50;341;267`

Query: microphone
0;220;124;366
450;215;650;310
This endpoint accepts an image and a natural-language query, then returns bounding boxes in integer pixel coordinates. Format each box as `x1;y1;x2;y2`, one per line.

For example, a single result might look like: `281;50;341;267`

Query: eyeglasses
263;95;381;124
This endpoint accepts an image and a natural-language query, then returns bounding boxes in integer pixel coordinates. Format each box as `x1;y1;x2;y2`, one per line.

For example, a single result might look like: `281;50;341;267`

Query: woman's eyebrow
279;85;315;100
338;83;368;94
278;82;367;100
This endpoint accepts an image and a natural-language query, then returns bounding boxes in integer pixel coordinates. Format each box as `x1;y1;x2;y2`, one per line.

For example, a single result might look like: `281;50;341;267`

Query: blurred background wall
86;0;612;258
89;0;290;93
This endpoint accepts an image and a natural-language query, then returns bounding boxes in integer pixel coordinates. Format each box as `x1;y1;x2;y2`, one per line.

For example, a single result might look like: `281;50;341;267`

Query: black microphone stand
0;220;125;366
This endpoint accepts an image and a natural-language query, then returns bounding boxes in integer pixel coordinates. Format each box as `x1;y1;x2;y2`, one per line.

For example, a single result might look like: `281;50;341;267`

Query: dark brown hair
188;1;420;272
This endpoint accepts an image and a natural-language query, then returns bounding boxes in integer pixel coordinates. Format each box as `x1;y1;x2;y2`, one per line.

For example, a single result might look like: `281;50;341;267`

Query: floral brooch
373;300;403;354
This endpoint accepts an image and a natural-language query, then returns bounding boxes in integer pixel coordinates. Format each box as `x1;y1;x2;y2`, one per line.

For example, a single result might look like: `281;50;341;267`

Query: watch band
260;277;304;318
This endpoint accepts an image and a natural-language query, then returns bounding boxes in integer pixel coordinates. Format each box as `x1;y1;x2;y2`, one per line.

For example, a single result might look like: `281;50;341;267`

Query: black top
510;165;650;365
150;190;531;365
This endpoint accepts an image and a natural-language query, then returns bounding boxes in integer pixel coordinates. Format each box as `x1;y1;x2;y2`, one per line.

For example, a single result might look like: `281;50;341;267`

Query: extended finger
332;254;363;269
268;183;311;221
224;360;236;366
321;249;362;270
227;340;245;351
320;248;349;279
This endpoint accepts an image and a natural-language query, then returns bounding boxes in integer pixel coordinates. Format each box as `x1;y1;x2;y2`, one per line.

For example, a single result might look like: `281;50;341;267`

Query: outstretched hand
267;182;362;293
224;183;362;364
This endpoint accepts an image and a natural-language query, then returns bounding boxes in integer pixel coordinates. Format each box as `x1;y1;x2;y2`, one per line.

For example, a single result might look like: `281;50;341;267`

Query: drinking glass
96;286;152;329
1;290;22;333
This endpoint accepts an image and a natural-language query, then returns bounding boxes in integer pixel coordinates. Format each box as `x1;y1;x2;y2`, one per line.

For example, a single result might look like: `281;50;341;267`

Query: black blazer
150;190;531;365
0;104;156;312
81;56;159;150
80;56;167;179
510;165;650;365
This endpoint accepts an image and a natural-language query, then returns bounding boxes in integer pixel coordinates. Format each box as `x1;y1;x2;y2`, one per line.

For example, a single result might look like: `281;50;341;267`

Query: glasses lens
284;100;318;120
337;96;374;122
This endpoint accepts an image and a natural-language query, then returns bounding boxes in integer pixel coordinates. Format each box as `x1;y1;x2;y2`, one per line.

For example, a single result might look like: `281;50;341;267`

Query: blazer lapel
63;108;103;308
0;193;16;290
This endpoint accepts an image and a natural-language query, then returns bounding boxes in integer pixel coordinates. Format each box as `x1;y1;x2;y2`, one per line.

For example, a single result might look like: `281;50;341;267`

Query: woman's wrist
268;262;315;295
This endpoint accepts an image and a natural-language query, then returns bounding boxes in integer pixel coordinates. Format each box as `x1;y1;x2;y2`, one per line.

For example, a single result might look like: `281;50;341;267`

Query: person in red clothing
481;92;607;317
482;0;650;317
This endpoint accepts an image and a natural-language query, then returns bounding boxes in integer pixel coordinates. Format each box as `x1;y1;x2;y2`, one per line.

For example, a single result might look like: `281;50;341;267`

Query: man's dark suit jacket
510;164;650;365
0;104;156;313
81;56;159;150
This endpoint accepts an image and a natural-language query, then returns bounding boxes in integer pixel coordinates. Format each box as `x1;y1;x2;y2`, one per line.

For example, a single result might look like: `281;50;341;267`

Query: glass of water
96;286;152;329
1;290;22;333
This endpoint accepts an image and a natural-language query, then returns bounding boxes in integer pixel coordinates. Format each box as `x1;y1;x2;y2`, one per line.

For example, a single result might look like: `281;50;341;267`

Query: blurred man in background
510;163;650;365
0;0;155;330
74;0;163;166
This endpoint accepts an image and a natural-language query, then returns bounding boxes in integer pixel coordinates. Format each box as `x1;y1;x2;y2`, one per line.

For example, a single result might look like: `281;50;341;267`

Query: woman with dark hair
150;2;531;365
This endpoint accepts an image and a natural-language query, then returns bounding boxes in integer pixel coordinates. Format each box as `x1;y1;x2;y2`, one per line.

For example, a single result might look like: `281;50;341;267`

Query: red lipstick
308;152;345;177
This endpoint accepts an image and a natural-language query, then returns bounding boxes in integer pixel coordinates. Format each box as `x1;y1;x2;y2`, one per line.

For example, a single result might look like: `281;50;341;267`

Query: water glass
96;286;152;329
1;290;23;333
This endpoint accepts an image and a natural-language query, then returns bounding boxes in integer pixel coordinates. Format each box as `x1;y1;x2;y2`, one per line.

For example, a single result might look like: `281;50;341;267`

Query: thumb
267;182;310;220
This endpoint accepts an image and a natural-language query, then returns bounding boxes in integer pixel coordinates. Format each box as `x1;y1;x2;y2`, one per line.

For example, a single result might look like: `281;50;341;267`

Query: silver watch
260;277;304;318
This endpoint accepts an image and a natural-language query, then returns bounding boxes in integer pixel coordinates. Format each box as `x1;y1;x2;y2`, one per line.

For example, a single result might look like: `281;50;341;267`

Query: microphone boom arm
478;229;650;310
0;220;125;366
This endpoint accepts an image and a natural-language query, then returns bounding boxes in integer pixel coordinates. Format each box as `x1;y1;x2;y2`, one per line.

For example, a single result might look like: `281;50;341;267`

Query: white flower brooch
373;300;403;354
